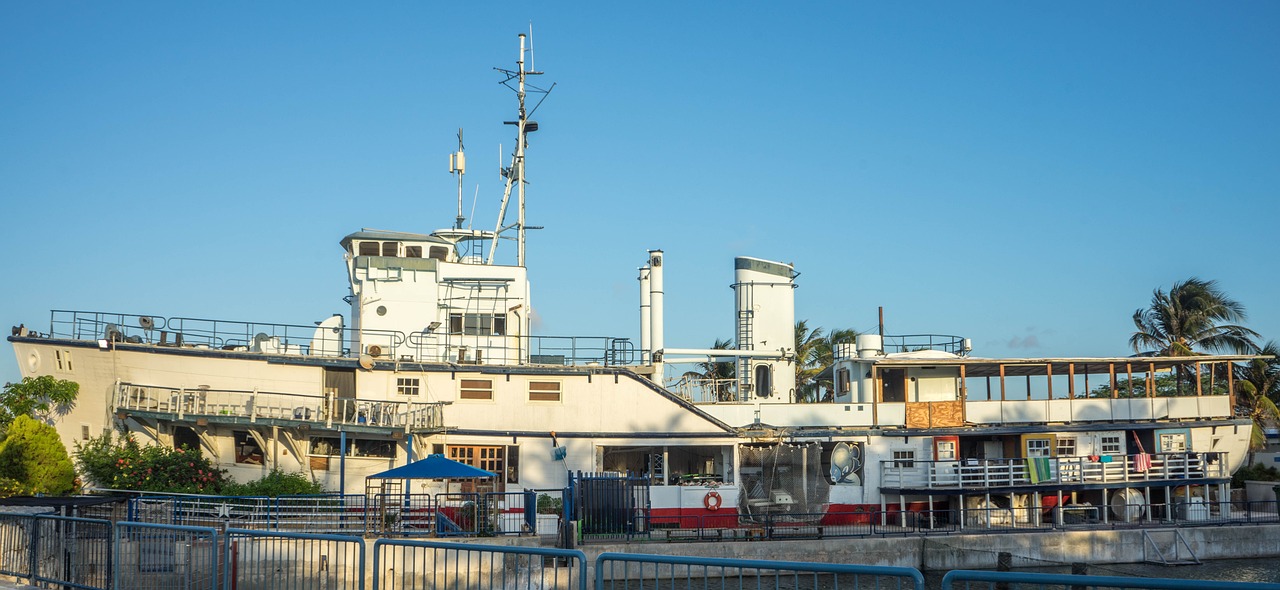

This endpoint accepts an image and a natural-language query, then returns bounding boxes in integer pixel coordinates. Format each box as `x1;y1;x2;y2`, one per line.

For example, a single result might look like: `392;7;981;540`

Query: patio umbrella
367;453;496;480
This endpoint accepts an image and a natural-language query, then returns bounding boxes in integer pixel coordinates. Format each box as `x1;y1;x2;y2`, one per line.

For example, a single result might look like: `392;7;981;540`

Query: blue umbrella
367;454;496;480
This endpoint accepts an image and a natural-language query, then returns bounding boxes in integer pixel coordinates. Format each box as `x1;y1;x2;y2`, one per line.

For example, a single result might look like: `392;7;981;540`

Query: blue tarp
367;453;496;480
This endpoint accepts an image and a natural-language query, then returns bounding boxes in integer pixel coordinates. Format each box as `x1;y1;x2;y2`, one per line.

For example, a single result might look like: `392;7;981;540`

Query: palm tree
1130;278;1259;356
1130;278;1259;396
680;338;736;401
1236;341;1280;452
795;322;860;402
794;321;825;403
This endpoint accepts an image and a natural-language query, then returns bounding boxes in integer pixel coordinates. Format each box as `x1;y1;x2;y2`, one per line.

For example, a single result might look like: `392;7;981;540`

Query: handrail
43;309;632;367
880;451;1226;489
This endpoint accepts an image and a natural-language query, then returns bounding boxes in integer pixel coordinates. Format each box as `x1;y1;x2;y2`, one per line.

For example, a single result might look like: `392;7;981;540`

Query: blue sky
2;2;1278;385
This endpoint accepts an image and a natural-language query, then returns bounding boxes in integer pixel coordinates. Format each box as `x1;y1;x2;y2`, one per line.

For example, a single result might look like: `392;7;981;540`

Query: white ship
8;34;1256;532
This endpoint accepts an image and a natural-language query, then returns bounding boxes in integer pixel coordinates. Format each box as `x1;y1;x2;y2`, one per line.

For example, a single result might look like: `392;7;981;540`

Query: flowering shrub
76;432;226;493
221;469;325;497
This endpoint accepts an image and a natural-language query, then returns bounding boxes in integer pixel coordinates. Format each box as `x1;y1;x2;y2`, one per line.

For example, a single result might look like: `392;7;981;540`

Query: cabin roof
869;354;1265;377
339;229;451;250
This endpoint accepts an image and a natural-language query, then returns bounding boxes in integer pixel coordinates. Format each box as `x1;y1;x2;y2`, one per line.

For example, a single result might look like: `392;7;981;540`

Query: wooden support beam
1000;365;1007;401
1047;363;1054;399
1068;363;1076;399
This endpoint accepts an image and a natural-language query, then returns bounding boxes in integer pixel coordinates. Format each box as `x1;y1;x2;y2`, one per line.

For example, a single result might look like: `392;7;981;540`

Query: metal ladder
735;285;754;401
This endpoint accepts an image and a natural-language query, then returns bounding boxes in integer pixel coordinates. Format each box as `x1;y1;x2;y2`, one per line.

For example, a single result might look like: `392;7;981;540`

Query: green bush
0;416;75;495
221;469;325;497
1233;463;1280;488
75;432;224;493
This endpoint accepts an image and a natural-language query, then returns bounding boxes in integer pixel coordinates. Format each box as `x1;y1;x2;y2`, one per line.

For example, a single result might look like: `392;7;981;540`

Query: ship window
405;245;422;258
1101;435;1122;455
892;450;915;468
460;379;493;401
1025;438;1051;458
429;246;450;261
506;445;519;484
81;424;91;441
359;241;380;256
1056;438;1077;457
1159;433;1187;453
837;368;851;394
881;369;906;402
529;381;561;402
234;431;264;465
449;445;507;492
382;242;398;257
397;377;420;396
755;365;772;398
309;437;395;458
449;313;506;336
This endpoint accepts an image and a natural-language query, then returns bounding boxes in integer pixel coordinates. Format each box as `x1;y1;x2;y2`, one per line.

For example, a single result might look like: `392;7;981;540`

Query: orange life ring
703;490;722;511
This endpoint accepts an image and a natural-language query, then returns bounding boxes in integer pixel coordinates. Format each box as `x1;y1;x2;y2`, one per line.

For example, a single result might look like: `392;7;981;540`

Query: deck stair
1142;529;1201;566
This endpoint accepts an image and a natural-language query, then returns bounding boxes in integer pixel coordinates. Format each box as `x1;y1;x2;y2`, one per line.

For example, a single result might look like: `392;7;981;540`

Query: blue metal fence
941;569;1280;590
31;515;114;590
114;521;221;590
224;528;365;590
0;514;36;582
373;538;589;590
595;552;927;590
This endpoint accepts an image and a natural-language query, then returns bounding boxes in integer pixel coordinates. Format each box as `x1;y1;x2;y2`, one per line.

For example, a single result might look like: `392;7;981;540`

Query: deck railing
43;309;634;367
880;452;1228;490
113;381;447;432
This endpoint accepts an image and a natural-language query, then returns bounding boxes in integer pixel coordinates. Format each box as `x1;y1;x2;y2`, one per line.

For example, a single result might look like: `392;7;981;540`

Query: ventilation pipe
648;250;664;379
639;266;651;365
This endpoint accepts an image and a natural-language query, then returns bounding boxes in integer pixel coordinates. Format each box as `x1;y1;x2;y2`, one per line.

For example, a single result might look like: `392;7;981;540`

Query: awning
367;454;495;480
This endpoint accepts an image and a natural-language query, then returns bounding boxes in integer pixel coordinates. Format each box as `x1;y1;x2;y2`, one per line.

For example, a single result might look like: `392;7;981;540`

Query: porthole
376;306;388;316
26;349;40;373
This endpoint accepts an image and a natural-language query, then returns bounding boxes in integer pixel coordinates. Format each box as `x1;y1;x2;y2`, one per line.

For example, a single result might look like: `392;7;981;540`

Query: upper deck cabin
678;332;1256;435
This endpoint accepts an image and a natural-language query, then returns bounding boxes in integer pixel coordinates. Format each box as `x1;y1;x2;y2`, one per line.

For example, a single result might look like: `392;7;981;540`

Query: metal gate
568;471;650;542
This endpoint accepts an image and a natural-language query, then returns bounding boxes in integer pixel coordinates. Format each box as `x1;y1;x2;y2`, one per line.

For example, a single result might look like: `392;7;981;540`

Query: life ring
703;491;722;511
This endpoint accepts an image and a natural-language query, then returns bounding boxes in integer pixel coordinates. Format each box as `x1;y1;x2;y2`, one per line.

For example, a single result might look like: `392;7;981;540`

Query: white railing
113;382;447;431
880;452;1228;490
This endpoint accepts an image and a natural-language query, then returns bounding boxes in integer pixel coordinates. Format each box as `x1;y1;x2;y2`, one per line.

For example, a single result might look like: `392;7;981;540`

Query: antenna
449;128;466;229
528;22;535;73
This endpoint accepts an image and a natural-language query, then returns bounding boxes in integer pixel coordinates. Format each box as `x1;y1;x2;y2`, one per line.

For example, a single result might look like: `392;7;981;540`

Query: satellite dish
358;354;375;370
138;316;155;330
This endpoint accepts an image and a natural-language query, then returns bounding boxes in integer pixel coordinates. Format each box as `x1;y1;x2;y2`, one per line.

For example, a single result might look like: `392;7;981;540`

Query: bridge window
449;313;507;336
429;246;450;261
381;242;398;257
358;241;380;256
405;245;422;258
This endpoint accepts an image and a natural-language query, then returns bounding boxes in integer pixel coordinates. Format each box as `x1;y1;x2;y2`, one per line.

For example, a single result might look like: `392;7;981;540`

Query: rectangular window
448;313;507;336
892;450;915;468
449;445;506;492
81;424;91;441
460;379;493;400
405;246;422;258
1056;438;1077;457
506;445;519;484
1160;433;1187;453
396;377;420;396
308;437;394;458
359;241;380;256
1101;435;1122;455
234;431;264;465
529;381;561;402
1025;438;1052;458
837;368;851;394
382;242;398;257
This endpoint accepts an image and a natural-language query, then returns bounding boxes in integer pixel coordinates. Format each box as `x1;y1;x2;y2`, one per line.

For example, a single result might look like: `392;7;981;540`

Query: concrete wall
584;524;1280;571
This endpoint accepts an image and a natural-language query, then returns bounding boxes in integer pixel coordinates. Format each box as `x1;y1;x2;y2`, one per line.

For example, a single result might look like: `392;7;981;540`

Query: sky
2;2;1278;386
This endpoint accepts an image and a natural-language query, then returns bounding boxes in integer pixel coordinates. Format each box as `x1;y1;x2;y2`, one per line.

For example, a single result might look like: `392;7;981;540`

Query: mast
450;128;465;230
516;33;528;267
487;32;551;266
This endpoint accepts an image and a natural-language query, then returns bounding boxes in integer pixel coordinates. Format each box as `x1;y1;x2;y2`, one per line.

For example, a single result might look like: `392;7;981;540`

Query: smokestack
639;266;651;365
648;250;664;377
